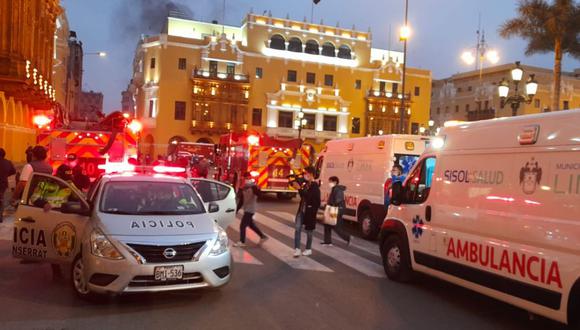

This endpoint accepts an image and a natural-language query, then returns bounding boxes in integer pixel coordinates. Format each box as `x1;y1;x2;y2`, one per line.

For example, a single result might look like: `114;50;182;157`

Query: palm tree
499;0;580;112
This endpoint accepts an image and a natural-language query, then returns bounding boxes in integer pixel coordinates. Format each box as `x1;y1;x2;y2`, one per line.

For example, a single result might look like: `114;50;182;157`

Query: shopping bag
323;205;338;226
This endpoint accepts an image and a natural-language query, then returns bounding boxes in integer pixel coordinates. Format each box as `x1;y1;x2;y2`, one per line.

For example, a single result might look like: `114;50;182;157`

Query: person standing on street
292;166;321;257
12;145;53;204
66;153;90;191
234;172;268;247
0;148;16;223
322;176;351;246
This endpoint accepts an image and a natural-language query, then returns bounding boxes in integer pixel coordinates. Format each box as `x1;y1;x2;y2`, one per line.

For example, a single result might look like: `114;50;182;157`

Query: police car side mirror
61;202;91;217
208;203;219;213
391;182;404;206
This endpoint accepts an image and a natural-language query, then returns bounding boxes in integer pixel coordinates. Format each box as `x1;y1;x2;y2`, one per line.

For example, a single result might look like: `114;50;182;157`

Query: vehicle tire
71;255;100;301
568;283;580;327
277;192;296;200
381;234;413;282
359;209;379;240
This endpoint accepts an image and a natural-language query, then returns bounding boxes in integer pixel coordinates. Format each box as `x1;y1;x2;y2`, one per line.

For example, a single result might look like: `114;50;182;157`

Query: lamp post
85;51;107;57
294;109;308;139
399;0;410;134
460;29;499;80
497;61;538;117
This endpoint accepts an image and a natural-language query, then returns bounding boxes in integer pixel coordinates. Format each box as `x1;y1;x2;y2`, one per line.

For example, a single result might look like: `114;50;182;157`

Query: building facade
128;13;432;157
0;0;61;162
75;90;103;121
431;63;580;127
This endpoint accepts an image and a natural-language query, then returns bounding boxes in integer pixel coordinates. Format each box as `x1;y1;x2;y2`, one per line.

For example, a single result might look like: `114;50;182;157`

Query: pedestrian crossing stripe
265;211;381;258
230;225;332;272
229;212;386;278
252;213;385;278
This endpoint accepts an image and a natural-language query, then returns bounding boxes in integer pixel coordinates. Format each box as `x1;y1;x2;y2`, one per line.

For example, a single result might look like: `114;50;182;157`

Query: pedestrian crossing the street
229;211;386;278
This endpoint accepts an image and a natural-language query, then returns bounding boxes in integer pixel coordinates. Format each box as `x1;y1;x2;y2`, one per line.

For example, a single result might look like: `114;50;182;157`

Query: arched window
304;40;319;55
270;34;285;50
321;42;336;57
337;45;352;59
288;37;303;52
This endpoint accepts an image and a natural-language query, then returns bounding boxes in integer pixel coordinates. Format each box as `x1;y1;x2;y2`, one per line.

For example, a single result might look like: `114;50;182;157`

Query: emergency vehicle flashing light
250;171;260;177
153;165;186;173
431;137;445;149
127;119;143;134
33;115;51;128
98;162;136;174
247;135;260;146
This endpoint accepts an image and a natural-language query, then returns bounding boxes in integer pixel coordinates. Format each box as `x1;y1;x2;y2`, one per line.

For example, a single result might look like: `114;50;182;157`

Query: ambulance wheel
359;210;379;240
71;255;98;300
381;235;412;282
569;282;580;327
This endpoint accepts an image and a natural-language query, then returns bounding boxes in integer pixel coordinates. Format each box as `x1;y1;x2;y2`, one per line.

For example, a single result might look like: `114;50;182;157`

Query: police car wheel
359;210;378;240
382;235;412;282
71;256;91;297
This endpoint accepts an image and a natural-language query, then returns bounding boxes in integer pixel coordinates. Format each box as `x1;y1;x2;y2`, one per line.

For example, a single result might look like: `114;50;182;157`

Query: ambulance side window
26;175;81;211
314;156;323;179
405;157;436;204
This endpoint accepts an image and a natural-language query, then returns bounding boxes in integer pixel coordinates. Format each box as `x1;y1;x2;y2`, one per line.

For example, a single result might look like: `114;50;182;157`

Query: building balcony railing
190;120;249;135
467;109;495;122
366;90;411;100
266;127;346;140
192;69;250;83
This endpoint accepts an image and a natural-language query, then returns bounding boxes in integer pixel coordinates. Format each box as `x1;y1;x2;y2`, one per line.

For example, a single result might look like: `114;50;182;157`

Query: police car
12;171;232;299
381;110;580;325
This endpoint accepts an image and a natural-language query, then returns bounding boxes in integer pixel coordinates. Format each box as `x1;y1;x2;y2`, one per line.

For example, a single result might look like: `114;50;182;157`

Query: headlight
90;229;124;260
209;227;229;256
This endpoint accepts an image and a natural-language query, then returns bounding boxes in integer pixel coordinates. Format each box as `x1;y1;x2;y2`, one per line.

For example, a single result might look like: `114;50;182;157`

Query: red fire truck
35;112;140;179
216;132;314;199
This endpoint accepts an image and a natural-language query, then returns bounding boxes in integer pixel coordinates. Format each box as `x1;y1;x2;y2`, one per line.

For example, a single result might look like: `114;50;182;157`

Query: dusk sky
61;0;580;113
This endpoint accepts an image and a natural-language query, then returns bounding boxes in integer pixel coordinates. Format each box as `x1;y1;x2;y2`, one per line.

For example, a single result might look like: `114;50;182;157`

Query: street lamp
497;61;538;116
86;51;107;57
399;0;410;134
295;110;308;139
461;29;499;79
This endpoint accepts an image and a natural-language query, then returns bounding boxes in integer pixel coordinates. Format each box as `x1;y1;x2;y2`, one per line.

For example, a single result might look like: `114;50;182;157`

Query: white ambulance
315;135;430;239
380;110;580;325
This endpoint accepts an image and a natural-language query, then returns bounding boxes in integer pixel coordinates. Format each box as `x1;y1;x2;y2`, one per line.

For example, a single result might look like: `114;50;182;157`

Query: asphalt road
0;196;566;330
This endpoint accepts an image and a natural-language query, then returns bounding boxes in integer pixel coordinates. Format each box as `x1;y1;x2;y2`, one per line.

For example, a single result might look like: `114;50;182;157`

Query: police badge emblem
52;222;76;257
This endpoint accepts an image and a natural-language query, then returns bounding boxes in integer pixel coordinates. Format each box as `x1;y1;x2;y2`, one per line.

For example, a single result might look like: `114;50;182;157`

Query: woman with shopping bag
322;176;351;246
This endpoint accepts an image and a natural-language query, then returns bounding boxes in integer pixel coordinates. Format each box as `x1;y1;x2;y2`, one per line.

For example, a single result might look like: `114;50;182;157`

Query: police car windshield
100;181;205;215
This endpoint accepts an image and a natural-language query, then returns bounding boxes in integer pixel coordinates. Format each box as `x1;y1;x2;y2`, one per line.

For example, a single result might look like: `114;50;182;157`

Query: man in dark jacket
0;148;16;223
291;166;321;257
322;176;351;246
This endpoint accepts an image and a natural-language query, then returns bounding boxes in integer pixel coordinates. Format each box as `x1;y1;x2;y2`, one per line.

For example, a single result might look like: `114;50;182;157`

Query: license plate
154;265;184;281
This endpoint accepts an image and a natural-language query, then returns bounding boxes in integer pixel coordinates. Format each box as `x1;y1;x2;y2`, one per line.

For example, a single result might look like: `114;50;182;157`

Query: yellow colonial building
0;0;62;163
128;13;432;157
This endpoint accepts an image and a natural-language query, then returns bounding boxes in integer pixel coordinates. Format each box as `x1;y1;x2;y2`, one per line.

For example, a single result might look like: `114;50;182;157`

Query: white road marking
227;240;263;265
231;217;332;273
254;213;386;278
267;211;382;257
